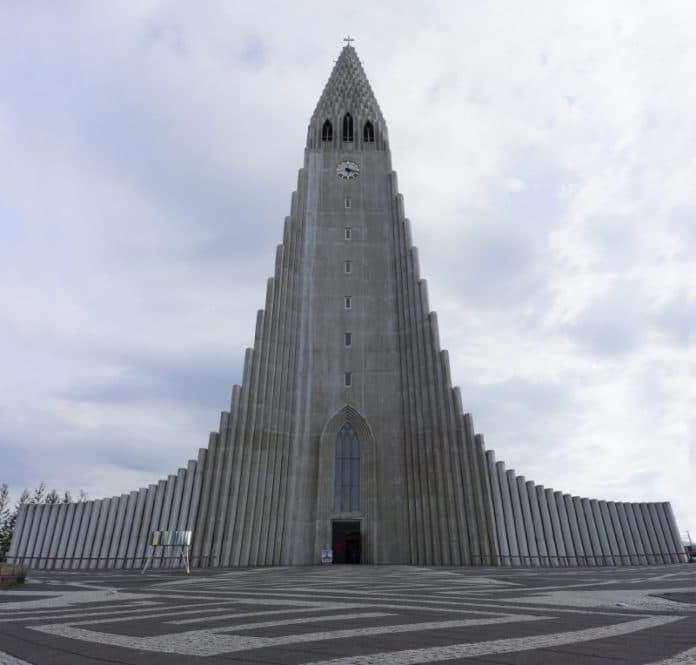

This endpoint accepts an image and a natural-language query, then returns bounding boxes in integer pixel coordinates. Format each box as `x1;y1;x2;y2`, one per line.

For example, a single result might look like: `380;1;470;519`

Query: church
8;44;686;569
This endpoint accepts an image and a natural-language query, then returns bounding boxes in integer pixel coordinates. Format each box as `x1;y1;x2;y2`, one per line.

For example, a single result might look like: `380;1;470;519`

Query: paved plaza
1;564;696;664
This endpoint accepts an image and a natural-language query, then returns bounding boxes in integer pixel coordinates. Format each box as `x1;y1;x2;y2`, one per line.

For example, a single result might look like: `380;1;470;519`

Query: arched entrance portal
316;406;377;564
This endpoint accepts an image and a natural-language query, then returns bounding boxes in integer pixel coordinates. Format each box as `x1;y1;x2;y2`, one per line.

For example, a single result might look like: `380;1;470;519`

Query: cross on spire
343;36;355;46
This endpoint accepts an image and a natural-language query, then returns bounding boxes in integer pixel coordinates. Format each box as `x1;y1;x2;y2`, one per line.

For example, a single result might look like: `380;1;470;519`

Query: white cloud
1;1;694;540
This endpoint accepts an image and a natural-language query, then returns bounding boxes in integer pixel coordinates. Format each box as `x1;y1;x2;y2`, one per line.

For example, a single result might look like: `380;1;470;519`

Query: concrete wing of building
8;45;686;570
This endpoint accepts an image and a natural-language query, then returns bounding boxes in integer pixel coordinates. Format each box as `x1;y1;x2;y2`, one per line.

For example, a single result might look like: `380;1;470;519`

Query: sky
1;2;694;541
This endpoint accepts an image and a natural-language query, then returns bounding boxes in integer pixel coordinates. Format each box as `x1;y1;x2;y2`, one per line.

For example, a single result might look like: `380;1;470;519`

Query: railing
7;554;182;567
468;552;689;566
7;550;689;569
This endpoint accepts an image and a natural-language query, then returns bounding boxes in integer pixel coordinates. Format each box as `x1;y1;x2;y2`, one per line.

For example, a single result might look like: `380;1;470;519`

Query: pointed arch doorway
316;406;377;564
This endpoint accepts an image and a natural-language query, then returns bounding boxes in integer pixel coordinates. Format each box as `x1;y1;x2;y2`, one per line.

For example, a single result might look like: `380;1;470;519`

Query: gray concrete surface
1;564;696;664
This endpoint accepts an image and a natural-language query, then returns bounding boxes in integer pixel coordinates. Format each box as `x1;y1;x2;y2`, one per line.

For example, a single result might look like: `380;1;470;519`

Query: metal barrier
142;530;192;574
473;551;689;567
7;547;688;569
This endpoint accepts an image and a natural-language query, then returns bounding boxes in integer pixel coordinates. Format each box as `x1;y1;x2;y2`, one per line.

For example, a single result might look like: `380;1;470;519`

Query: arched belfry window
363;121;375;143
334;422;360;512
322;119;333;142
342;113;354;142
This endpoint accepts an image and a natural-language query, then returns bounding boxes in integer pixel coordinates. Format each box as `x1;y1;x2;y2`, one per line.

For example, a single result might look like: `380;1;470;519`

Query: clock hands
337;161;360;179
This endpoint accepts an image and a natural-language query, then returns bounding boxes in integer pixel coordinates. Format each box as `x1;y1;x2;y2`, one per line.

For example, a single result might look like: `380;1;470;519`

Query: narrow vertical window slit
322;119;333;142
363;120;374;143
342;113;353;142
334;423;360;512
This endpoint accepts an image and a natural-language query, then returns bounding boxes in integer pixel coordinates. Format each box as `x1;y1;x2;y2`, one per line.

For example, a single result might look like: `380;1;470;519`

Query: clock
337;160;361;180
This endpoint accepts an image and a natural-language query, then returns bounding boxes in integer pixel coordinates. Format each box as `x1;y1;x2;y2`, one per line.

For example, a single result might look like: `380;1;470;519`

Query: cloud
562;281;645;357
1;1;694;540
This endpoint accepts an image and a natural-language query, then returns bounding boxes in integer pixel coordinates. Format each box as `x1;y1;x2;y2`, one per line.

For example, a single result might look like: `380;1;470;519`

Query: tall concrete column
106;495;128;569
624;503;648;565
34;505;53;570
136;485;158;569
116;492;138;569
555;492;576;565
614;503;638;566
24;505;44;568
497;462;519;566
507;471;529;565
126;488;147;569
8;504;31;564
571;497;592;565
192;432;218;567
105;496;125;569
486;451;509;566
653;504;676;563
148;481;167;569
28;505;45;569
178;460;197;535
536;486;558;566
545;489;566;566
93;498;115;570
157;476;177;536
188;449;207;533
589;499;611;565
581;499;602;565
606;502;629;565
598;501;620;565
662;502;687;563
647;502;672;563
53;504;75;570
165;469;187;568
635;503;659;564
43;504;65;570
30;505;46;566
475;435;497;565
76;501;97;570
527;482;548;567
64;502;85;570
516;477;539;566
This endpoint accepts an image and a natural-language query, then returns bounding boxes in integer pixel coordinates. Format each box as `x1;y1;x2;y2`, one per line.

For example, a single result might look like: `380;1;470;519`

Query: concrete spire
312;45;384;122
307;45;388;150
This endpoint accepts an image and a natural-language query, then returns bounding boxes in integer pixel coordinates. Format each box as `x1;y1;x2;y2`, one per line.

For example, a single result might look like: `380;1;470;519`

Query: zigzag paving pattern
1;565;696;664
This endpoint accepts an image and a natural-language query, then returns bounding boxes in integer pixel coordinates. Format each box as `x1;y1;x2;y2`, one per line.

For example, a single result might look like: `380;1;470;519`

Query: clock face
337;160;361;180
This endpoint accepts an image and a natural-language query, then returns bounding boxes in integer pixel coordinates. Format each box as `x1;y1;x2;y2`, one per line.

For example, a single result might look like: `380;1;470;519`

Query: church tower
8;44;686;569
190;42;499;566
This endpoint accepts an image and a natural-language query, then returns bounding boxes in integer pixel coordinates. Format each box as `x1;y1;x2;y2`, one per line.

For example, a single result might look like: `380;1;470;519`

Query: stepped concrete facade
8;45;686;569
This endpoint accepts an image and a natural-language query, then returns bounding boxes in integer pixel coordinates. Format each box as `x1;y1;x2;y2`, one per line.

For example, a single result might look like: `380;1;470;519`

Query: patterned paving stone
0;565;695;664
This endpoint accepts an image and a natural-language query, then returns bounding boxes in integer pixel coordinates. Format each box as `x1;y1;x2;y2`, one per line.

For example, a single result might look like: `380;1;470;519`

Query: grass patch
0;562;26;589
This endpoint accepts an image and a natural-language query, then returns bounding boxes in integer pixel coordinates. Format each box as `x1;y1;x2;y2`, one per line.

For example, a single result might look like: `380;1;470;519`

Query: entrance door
332;521;361;564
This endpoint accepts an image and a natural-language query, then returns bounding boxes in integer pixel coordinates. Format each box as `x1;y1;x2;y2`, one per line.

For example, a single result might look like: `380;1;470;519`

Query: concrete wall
9;456;204;570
